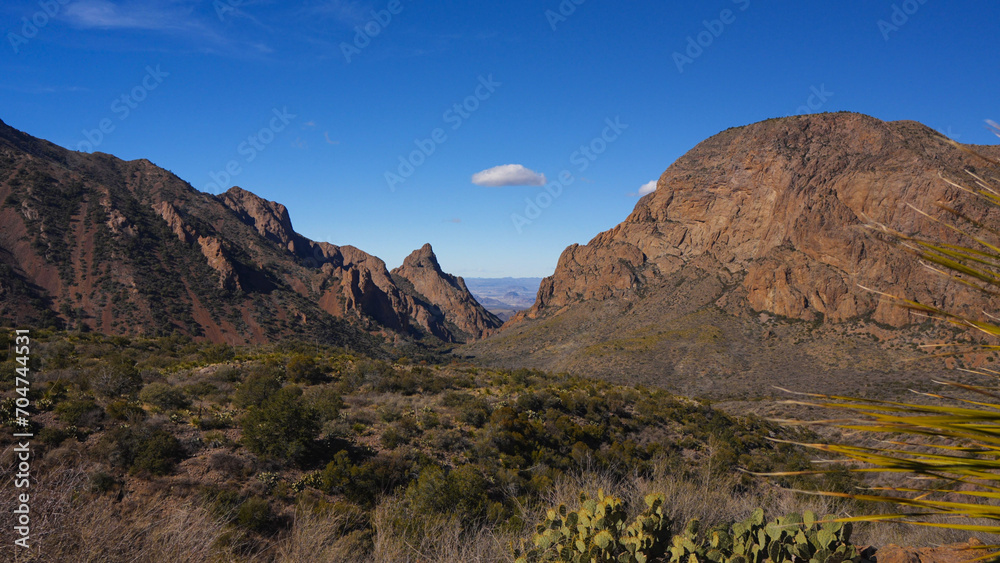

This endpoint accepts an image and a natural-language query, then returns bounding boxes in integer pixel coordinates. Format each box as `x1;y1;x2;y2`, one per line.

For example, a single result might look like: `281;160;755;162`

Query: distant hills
466;113;1000;400
464;277;543;321
0;118;501;348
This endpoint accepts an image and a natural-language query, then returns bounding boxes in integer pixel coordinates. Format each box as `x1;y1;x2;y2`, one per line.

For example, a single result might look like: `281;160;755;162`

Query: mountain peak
216;186;297;251
392;244;502;340
402;243;441;270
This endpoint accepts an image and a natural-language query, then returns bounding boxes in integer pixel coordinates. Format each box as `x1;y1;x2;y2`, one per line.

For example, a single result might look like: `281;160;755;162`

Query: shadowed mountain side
0;118;495;347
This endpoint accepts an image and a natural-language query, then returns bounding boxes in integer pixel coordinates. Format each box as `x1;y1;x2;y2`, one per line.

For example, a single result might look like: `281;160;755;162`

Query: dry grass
2;454;984;563
0;453;235;562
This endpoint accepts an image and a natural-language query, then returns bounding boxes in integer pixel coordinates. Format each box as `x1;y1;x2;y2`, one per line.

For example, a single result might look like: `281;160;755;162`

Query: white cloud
59;1;275;57
471;164;546;187
638;180;657;196
63;0;193;31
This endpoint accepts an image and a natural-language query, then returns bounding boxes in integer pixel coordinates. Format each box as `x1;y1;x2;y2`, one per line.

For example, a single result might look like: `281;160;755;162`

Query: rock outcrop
524;113;1000;327
391;244;503;341
217;187;299;253
470;113;1000;398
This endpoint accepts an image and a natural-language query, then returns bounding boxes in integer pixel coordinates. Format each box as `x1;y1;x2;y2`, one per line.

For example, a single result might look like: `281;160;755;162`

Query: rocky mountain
0;118;497;347
467;113;1000;399
390;244;503;341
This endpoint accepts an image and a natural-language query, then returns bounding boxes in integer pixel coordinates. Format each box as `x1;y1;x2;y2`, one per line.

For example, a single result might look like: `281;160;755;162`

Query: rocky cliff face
470;113;1000;398
0;118;494;346
526;113;1000;326
391;244;503;342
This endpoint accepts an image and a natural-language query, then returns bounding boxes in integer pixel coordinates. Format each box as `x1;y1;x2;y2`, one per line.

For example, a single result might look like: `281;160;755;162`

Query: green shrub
420;409;440;429
199;343;235;364
38;426;73;447
286;354;325;384
89;471;119;494
240;386;319;462
443;391;491;427
55;398;103;426
139;382;190;411
380;426;406;449
302;386;344;423
233;371;282;409
235;496;274;533
102;424;184;476
193;410;233;430
183;381;218;398
214;366;241;382
105;399;147;421
320;450;414;507
91;357;142;397
404;465;489;521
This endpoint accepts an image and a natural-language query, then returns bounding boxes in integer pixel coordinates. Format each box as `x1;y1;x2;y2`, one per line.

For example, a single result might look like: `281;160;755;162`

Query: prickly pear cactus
669;509;860;563
514;490;672;563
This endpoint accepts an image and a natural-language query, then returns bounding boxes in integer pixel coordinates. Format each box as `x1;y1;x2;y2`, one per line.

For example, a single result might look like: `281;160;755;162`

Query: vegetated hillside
0;331;835;562
0;118;501;347
466;113;1000;400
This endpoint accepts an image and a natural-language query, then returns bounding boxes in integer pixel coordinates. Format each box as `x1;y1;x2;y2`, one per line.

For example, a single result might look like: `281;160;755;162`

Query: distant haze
464;278;543;321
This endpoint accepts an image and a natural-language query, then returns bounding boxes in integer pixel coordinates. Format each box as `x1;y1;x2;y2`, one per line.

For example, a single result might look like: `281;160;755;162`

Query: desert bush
404;464;490;522
105;398;147;421
38;425;74;447
443;391;492;427
183;380;218;398
235;496;275;534
214;365;241;382
193;410;233;430
199;343;235;363
233;370;282;409
302;385;344;422
102;424;184;476
55;397;103;426
139;382;190;411
209;452;247;477
240;386;319;463
89;470;119;494
286;354;325;384
91;356;142;397
320;450;415;507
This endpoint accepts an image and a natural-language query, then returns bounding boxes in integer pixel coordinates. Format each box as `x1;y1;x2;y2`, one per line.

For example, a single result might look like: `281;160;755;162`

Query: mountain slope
391;244;503;342
0;118;494;346
467;113;1000;399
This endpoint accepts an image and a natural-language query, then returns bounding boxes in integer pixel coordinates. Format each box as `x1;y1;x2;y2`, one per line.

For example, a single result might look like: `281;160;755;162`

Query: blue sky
2;0;998;277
